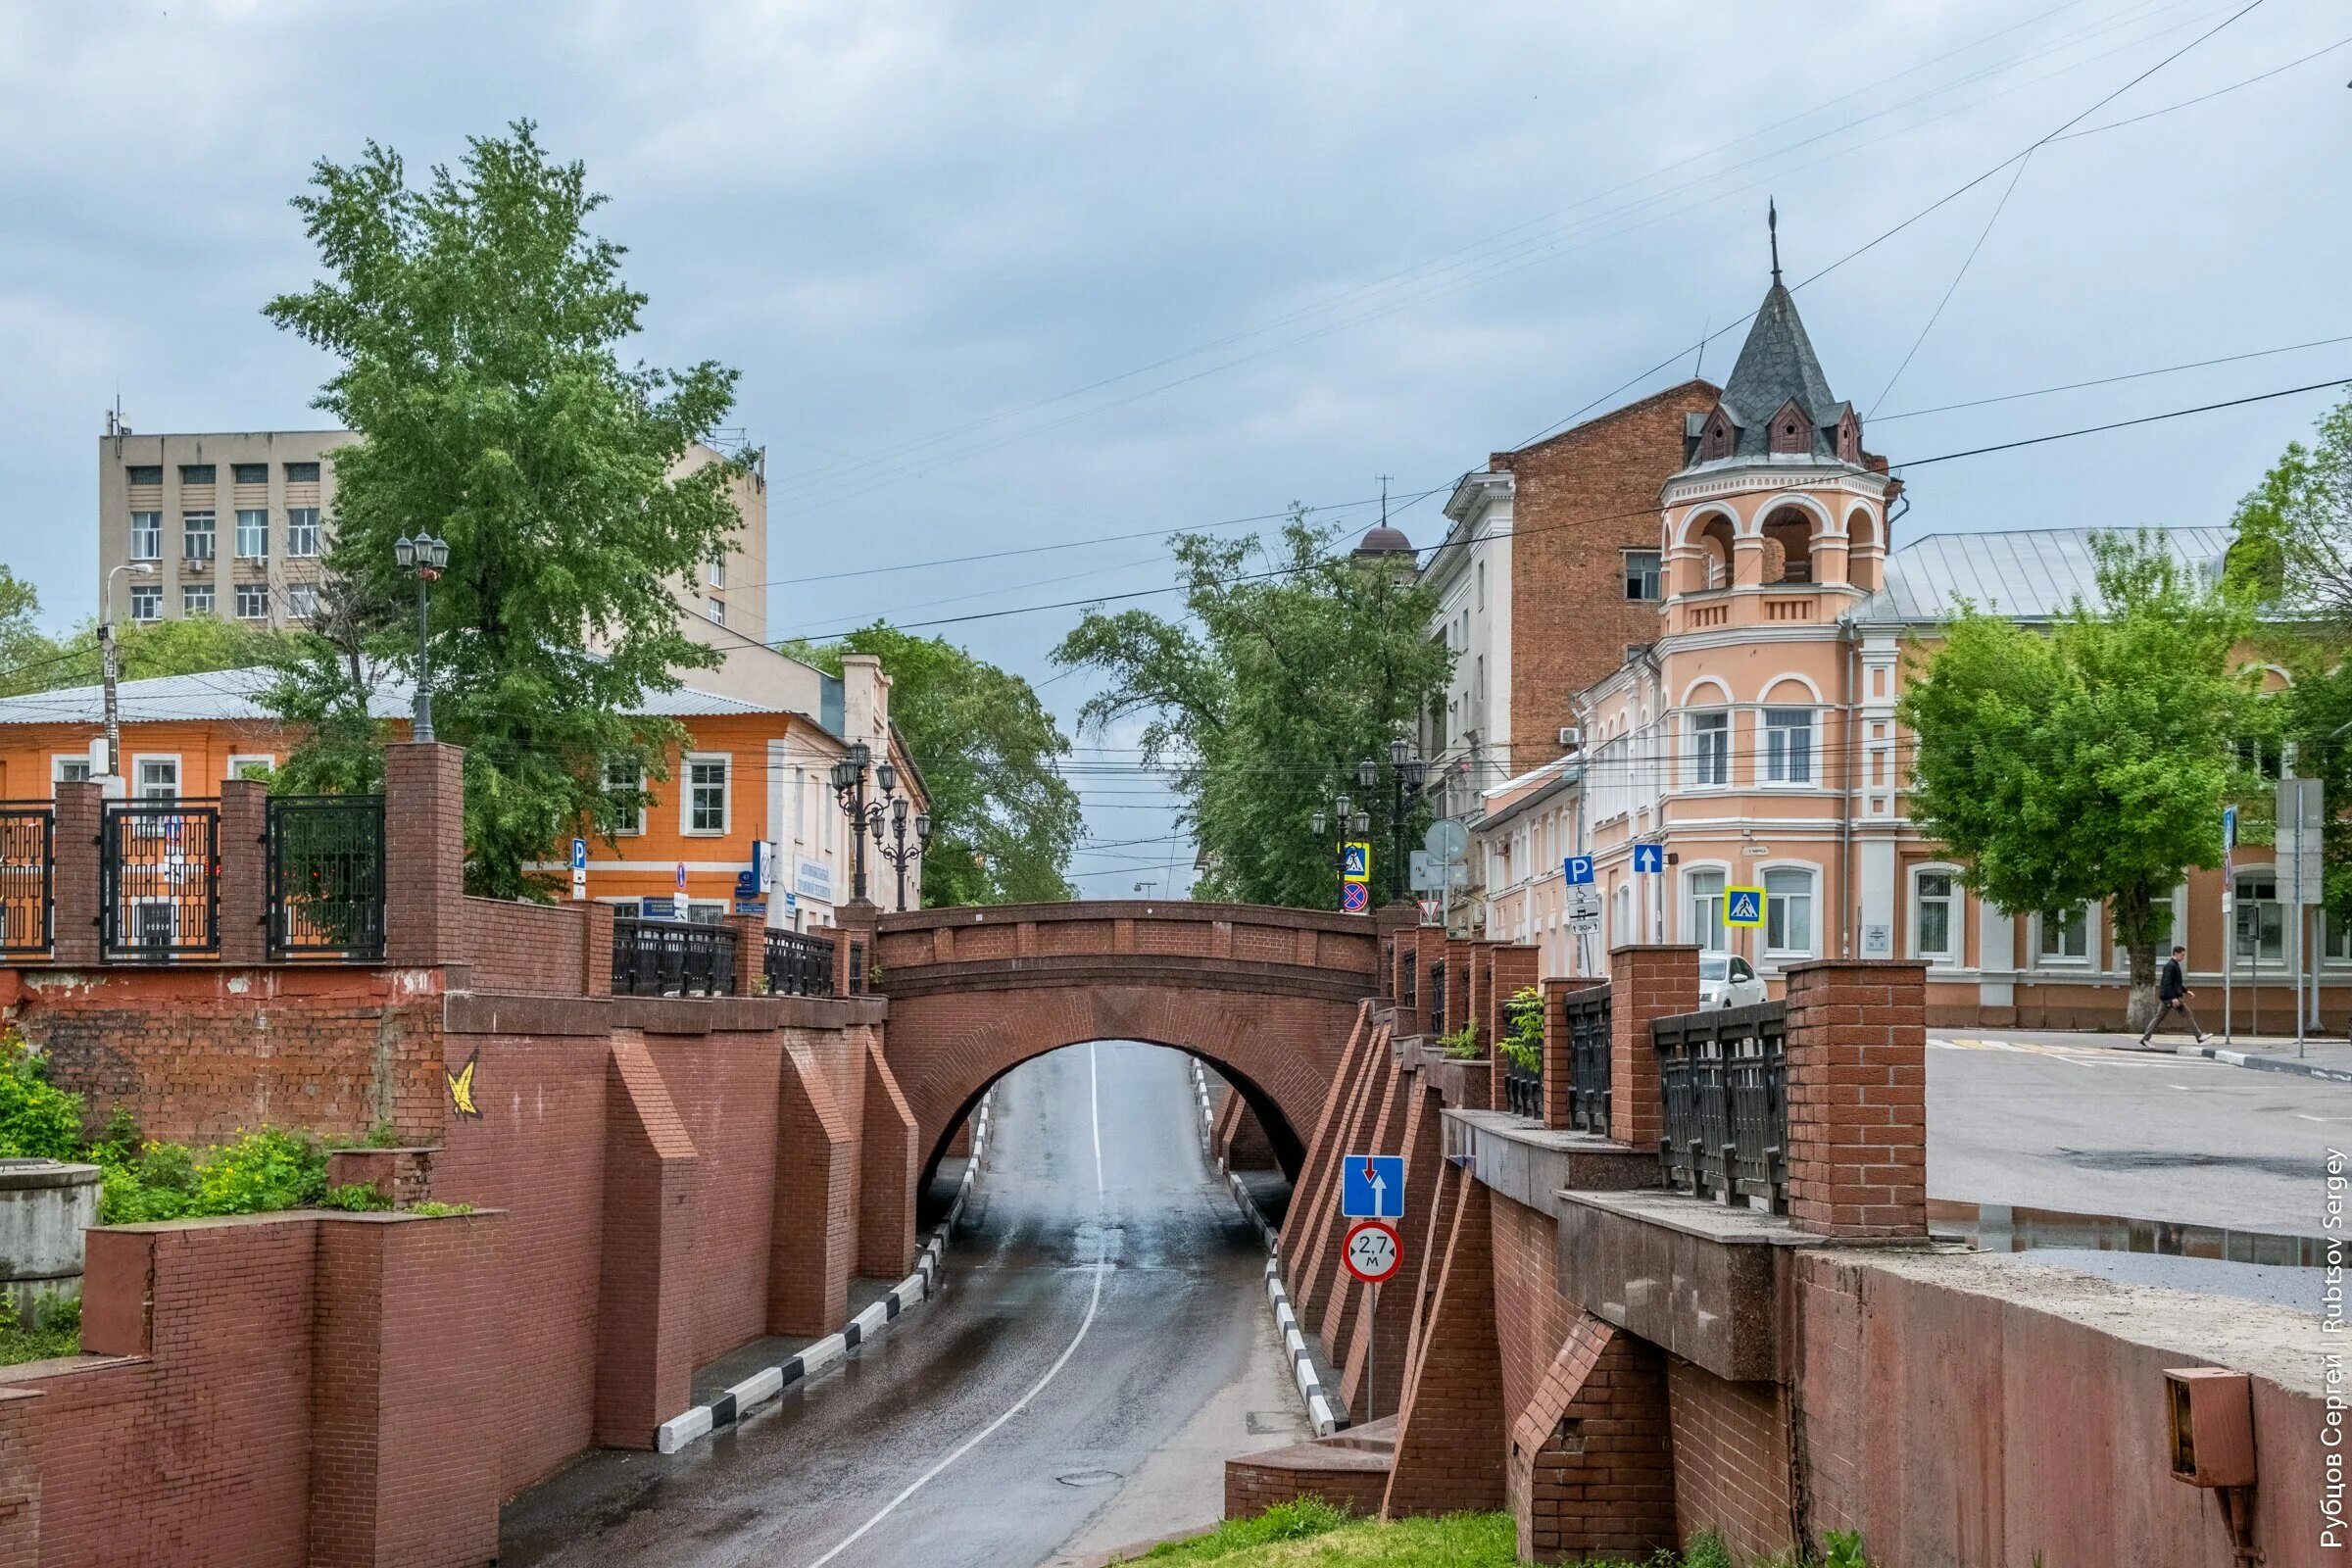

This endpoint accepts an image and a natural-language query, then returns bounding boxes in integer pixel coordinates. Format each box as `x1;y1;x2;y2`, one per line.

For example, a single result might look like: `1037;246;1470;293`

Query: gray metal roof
1717;281;1844;460
0;664;775;727
1858;525;2234;624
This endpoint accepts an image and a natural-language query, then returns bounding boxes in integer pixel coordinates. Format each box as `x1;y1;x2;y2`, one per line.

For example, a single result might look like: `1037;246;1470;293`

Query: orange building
0;657;926;929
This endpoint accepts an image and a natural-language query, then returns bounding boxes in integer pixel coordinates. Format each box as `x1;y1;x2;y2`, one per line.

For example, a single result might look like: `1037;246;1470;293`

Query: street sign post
2280;777;2325;1053
1562;855;1594;887
570;837;588;902
1631;842;1663;942
1341;841;1372;914
1342;1152;1405;1219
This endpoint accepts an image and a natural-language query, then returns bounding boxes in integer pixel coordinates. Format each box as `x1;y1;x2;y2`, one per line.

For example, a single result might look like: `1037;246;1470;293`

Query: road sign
1408;850;1439;893
1342;1152;1405;1219
1341;881;1370;914
675;860;689;892
1632;843;1664;874
1423;818;1468;862
1342;842;1372;883
1343;1219;1402;1286
571;837;588;901
1562;855;1594;887
1726;886;1764;926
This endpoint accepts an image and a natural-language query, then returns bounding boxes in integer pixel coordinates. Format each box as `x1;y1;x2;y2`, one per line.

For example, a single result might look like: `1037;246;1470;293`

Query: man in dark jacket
2137;945;2208;1046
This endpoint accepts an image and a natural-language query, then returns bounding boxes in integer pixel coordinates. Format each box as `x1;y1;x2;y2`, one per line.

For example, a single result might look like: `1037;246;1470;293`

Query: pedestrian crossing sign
1726;887;1764;926
1342;842;1372;883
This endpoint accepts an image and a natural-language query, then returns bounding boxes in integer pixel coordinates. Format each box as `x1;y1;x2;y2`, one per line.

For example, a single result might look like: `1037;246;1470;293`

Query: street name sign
1342;1152;1405;1219
1343;1220;1402;1286
1726;887;1764;926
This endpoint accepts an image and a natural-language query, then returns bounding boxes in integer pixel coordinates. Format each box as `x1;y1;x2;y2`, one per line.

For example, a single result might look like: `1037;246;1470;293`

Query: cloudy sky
2;1;2345;891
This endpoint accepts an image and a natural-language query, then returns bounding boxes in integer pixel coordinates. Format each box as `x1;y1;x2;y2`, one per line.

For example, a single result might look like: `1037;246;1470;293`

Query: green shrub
1436;1022;1483;1059
0;1293;82;1366
406;1200;476;1218
1823;1530;1871;1568
1501;985;1544;1075
1680;1532;1736;1568
0;1029;86;1161
318;1183;394;1212
94;1127;326;1224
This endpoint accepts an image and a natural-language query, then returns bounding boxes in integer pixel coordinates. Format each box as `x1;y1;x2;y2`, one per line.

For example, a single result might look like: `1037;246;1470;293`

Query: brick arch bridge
872;902;1379;1182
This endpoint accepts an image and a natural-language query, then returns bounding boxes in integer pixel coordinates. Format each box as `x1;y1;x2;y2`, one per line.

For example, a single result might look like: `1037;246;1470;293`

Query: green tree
0;567;55;696
1053;514;1450;908
262;122;745;898
0;567;303;697
781;626;1083;905
1899;531;2255;1028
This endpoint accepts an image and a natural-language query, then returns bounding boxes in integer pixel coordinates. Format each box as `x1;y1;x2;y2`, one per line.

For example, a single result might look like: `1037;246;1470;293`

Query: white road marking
802;1044;1110;1568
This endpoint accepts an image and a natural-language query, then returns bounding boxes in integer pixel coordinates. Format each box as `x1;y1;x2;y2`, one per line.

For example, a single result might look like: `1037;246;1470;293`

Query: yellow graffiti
447;1051;481;1118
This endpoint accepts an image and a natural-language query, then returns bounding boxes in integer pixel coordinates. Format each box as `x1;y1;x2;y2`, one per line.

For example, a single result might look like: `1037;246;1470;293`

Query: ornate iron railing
763;928;836;997
1401;954;1418;1011
266;796;385;959
1652;1001;1788;1212
1502;1051;1541;1119
612;916;738;997
0;803;53;957
1426;959;1446;1036
1563;985;1613;1134
101;800;220;958
847;939;866;996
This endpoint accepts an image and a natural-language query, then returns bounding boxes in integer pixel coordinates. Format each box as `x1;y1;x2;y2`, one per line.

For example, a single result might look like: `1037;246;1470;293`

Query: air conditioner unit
1557;726;1583;750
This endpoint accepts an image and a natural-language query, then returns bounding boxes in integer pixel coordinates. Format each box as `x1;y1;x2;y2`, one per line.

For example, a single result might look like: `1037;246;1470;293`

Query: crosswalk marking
1930;1037;2222;1069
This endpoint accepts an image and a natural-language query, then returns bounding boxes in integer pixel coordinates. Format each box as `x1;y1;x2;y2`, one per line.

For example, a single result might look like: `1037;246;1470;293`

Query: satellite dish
1423;818;1469;863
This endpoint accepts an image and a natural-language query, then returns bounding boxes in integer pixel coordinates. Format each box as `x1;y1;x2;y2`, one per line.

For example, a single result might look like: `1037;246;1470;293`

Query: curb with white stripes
656;1092;995;1454
2177;1043;2352;1084
1190;1061;1342;1437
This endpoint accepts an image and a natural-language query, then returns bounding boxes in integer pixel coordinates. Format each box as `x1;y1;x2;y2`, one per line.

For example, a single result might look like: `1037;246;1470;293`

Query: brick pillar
769;1045;854;1336
1384;1175;1504;1518
724;910;764;996
1540;977;1605;1129
1607;945;1699;1151
1376;903;1417;1005
217;777;269;966
1784;959;1929;1238
596;1033;699;1447
50;779;101;964
383;743;465;966
1486;946;1541;1112
308;1210;506;1567
581;899;614;998
834;899;879;997
858;1038;919;1276
1510;1313;1676;1561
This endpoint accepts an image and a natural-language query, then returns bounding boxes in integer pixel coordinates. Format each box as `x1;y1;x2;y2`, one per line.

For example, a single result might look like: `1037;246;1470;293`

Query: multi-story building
97;419;768;645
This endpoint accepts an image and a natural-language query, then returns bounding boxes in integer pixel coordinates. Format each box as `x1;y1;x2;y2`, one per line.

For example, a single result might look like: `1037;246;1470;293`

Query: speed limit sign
1343;1219;1402;1286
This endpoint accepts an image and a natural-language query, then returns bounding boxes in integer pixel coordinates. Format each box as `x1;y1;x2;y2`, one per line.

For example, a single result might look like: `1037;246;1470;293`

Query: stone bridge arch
874;902;1378;1183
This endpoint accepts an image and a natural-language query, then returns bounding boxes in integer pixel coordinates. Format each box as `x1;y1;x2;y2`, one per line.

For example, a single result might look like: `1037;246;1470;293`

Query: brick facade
1508;1313;1677;1563
1783;959;1928;1238
1383;1170;1505;1518
1665;1357;1793;1560
1540;975;1605;1130
1607;945;1698;1150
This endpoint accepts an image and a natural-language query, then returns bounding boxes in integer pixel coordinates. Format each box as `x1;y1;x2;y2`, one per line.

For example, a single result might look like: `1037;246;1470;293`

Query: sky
2;0;2346;895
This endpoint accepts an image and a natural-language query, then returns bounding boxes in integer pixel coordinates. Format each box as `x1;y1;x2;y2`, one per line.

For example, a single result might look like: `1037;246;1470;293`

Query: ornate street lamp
830;740;881;903
875;791;933;911
1388;738;1426;905
392;534;451;743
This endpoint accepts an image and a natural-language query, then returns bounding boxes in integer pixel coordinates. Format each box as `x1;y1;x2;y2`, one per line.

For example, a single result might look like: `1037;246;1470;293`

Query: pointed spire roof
1691;206;1853;463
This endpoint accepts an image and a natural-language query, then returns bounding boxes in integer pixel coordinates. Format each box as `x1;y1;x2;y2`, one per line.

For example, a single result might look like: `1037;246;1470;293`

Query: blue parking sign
1632;843;1663;874
1342;1153;1405;1219
1562;855;1595;887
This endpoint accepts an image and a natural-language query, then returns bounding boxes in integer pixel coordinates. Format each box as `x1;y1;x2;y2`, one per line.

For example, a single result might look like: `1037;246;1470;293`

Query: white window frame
1761;708;1816;787
710;556;726;589
128;513;163;561
224;755;275;781
286;508;321;558
681;753;730;836
130;755;180;801
2035;904;2095;966
1762;863;1819;961
181;511;216;561
2322;907;2352;966
127;584;162;623
234;509;270;559
605;759;646;836
707;596;726;626
1684;863;1730;952
1909;863;1963;965
182;584;215;616
50;755;93;795
2232;868;2283;966
234;583;270;621
285;584;318;620
1689;710;1731;788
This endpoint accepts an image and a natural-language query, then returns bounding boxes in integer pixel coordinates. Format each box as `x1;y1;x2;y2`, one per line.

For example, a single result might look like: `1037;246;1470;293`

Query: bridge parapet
874;901;1378;987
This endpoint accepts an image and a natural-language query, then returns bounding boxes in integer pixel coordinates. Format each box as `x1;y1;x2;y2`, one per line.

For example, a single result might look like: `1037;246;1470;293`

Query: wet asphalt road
501;1041;1288;1568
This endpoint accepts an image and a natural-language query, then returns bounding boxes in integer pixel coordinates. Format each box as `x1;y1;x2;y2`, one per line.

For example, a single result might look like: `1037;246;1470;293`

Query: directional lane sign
1343;1219;1402;1286
1632;843;1664;875
1726;886;1764;927
1342;1152;1405;1219
1562;855;1594;887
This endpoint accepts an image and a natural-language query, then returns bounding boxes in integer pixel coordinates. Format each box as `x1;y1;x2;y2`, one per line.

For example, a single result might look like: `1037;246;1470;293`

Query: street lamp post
829;741;880;904
99;561;158;788
875;792;932;912
392;534;450;743
1388;738;1426;905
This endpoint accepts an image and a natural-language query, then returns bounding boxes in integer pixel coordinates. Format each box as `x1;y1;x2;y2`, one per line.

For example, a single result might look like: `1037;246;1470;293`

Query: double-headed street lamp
392;534;451;743
831;742;930;909
875;792;933;912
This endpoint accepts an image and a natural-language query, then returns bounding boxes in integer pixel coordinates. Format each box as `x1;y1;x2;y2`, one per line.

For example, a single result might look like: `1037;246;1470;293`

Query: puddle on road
1929;1199;2323;1267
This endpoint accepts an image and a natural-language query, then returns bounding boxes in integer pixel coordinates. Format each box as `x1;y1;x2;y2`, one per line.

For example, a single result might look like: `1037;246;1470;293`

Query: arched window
1698;514;1737;589
1761;507;1812;583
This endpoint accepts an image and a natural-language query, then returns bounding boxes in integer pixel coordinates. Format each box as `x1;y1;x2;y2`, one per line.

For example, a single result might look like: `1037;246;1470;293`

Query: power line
1873;333;2352;421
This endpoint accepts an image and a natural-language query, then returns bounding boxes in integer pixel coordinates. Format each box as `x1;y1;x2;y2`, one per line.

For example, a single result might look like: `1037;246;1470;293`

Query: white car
1697;952;1767;1010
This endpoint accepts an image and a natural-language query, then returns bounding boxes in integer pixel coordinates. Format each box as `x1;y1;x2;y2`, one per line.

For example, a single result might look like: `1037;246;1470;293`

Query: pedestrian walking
2137;945;2208;1045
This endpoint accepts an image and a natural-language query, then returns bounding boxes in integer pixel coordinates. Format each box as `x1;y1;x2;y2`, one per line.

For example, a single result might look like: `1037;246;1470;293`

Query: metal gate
101;800;220;958
0;803;52;956
267;796;387;959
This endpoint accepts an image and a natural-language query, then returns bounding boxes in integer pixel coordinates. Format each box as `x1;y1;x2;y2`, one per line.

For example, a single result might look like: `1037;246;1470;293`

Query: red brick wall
461;896;598;997
1499;380;1718;764
1225;1443;1394;1521
1783;960;1927;1238
1666;1357;1792;1560
1508;1313;1677;1563
1489;1192;1577;1428
1384;1176;1506;1518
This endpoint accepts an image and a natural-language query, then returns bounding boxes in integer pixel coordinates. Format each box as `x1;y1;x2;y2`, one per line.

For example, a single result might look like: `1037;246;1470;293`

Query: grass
1120;1513;1821;1568
0;1294;82;1367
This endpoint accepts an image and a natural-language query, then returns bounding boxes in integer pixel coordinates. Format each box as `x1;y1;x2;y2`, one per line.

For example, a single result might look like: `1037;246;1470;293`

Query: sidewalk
1949;1025;2352;1085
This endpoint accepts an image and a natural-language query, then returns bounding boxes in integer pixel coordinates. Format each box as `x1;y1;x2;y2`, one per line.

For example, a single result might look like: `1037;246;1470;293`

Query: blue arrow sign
1562;855;1595;887
1632;843;1664;875
1342;1153;1405;1219
1726;887;1764;926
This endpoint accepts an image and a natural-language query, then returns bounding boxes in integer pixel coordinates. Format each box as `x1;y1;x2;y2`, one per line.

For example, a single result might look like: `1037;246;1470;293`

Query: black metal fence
1563;985;1613;1134
612;916;738;997
763;929;836;997
1426;959;1446;1036
1401;954;1418;1012
266;796;386;959
0;803;52;957
846;939;866;996
1651;1001;1788;1212
100;800;220;958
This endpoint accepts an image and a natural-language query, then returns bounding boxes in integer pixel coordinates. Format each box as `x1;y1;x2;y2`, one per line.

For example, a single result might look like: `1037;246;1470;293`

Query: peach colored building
1475;265;2342;1030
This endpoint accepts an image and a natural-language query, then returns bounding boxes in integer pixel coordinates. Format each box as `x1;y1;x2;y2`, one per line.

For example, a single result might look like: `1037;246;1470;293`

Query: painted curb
655;1091;995;1454
2177;1044;2352;1085
1190;1060;1342;1437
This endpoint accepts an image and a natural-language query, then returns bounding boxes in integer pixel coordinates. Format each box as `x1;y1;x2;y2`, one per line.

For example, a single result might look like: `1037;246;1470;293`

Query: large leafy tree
781;625;1082;905
1053;514;1450;908
263;122;744;898
1899;531;2255;1028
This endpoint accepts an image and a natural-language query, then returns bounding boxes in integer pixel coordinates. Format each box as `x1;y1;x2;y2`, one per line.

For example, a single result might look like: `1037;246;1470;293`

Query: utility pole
99;562;155;794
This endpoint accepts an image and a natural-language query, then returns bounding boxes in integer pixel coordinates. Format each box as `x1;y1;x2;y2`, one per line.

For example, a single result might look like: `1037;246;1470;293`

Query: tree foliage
1898;531;2255;1027
780;625;1082;905
1053;514;1450;907
262;122;745;897
0;566;307;698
